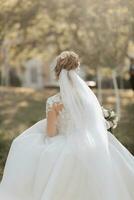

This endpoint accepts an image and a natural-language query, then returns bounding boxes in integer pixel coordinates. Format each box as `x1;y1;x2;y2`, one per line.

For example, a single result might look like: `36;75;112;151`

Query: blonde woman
0;51;134;200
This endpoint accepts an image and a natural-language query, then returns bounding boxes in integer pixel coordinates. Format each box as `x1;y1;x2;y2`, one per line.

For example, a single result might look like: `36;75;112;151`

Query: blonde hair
55;51;80;78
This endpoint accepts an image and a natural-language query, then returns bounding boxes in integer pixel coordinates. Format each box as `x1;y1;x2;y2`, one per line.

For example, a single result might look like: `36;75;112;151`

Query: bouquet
102;107;119;132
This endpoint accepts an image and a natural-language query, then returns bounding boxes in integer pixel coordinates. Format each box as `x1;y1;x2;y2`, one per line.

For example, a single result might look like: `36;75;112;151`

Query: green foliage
0;0;134;69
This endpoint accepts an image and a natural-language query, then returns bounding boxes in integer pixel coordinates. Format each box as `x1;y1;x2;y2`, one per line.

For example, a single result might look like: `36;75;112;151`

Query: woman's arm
46;103;64;137
47;104;57;137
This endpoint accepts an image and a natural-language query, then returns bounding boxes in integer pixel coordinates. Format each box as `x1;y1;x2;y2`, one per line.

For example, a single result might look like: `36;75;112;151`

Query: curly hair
54;51;80;78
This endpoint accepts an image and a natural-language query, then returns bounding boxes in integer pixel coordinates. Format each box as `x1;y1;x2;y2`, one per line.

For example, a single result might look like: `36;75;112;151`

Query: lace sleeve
46;93;61;117
46;98;53;117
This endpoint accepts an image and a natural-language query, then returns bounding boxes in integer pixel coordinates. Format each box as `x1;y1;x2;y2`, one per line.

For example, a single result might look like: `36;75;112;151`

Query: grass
0;87;134;179
102;89;134;153
0;86;58;178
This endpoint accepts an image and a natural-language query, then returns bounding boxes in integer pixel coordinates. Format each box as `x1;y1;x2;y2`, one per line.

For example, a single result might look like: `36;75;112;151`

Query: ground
0;87;134;179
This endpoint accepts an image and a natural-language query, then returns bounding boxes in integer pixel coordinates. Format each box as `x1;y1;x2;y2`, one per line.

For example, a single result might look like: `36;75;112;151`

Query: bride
0;51;134;200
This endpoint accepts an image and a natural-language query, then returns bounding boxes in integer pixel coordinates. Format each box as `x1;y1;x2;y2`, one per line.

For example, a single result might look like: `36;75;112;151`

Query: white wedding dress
0;69;134;200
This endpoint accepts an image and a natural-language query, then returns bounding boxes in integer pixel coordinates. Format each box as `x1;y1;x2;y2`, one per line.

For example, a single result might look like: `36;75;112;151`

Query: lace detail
46;93;74;136
46;93;61;116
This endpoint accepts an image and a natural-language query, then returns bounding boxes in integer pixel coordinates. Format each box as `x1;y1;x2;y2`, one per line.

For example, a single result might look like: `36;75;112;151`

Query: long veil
58;69;124;200
59;69;108;148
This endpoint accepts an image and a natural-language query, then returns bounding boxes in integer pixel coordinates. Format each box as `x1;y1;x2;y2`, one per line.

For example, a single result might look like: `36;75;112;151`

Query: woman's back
46;93;74;136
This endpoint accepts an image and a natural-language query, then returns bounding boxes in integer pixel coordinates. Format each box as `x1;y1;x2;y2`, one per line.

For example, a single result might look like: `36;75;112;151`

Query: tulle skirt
0;119;134;200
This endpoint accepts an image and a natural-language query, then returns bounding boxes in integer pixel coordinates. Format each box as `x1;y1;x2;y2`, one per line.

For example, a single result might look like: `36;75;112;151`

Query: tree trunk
112;70;121;119
1;45;10;86
97;68;102;104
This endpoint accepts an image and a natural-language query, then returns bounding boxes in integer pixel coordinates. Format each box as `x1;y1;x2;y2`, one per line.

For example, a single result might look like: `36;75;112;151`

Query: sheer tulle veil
59;68;108;148
58;69;119;199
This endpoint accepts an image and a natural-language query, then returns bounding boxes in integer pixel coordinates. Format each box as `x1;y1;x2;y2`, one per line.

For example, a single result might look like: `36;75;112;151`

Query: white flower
105;120;111;130
102;106;119;130
110;110;116;118
102;107;109;118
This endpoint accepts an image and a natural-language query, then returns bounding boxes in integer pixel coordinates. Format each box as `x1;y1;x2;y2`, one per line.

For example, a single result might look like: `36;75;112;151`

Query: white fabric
0;69;134;200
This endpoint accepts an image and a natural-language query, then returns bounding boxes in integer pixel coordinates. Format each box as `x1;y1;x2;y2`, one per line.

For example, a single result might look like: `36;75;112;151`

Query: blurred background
0;0;134;179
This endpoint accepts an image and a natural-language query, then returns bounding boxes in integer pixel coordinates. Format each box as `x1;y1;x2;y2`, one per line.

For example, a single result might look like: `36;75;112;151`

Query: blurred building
20;58;87;89
22;58;44;89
